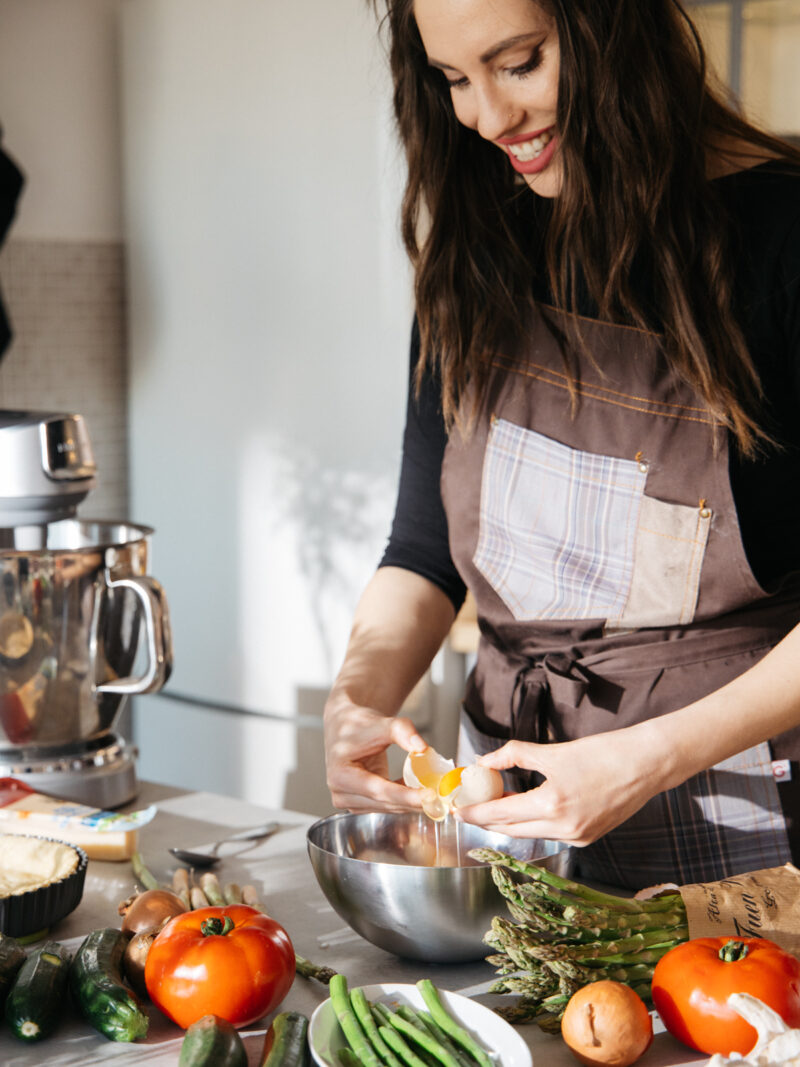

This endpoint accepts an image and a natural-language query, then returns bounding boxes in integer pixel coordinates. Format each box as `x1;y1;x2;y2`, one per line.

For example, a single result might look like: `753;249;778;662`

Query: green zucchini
260;1010;311;1067
4;940;71;1041
69;927;149;1042
179;1013;248;1067
0;933;26;1006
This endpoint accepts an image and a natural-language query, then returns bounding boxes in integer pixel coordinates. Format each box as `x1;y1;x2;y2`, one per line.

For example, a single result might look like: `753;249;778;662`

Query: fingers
325;708;427;812
477;739;548;772
329;766;424;813
456;790;549;829
456;785;608;847
388;715;426;754
456;786;575;840
324;700;438;814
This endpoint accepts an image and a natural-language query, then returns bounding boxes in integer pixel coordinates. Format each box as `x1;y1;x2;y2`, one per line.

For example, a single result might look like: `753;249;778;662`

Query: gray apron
441;305;800;889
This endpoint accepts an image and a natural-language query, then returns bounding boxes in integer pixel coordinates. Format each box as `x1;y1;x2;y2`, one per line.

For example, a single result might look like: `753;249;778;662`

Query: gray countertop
0;780;706;1066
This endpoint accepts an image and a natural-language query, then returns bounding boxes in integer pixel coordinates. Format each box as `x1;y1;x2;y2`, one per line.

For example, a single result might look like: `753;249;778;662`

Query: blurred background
0;0;797;816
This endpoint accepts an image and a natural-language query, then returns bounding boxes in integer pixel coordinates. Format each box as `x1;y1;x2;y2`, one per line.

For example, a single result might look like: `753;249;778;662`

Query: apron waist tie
511;653;606;790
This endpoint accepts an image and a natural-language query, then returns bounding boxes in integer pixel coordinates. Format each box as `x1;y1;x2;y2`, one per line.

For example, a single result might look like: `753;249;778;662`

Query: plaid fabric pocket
474;419;647;620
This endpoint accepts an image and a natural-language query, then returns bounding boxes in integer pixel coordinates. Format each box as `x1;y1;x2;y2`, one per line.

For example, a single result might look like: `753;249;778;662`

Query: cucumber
260;1010;311;1067
0;933;26;1006
4;940;71;1041
179;1013;248;1067
69;927;149;1042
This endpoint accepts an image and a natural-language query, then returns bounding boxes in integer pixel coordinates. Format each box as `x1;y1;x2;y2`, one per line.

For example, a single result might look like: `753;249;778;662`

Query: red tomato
144;904;295;1029
651;937;800;1056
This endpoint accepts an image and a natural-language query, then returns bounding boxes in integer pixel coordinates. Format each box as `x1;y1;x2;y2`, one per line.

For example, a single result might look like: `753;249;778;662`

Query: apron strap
511;653;617;789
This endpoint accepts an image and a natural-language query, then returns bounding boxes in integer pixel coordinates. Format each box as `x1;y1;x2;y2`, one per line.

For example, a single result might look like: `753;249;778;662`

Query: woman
324;0;800;889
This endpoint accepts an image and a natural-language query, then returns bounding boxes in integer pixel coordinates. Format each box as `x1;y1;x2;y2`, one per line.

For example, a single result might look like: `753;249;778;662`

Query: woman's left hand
458;622;800;843
455;728;666;845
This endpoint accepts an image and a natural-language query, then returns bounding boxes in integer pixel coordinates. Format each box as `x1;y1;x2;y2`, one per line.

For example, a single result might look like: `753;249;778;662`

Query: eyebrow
427;32;541;72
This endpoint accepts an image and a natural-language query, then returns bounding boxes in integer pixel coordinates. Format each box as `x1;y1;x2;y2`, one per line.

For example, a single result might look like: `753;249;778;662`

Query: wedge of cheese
0;777;156;861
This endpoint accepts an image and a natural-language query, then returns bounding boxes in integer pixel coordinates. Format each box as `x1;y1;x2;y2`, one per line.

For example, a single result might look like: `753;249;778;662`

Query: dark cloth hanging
0;131;25;359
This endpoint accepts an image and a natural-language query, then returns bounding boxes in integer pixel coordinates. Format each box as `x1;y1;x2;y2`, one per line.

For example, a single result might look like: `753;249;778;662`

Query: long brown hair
371;0;800;455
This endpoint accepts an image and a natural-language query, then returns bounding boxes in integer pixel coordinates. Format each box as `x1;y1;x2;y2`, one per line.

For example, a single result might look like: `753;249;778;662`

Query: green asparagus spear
131;852;160;891
382;1009;461;1067
415;1011;476;1067
199;872;225;906
329;975;383;1067
295;955;337;984
378;1025;429;1067
351;989;404;1067
472;849;683;913
415;982;493;1067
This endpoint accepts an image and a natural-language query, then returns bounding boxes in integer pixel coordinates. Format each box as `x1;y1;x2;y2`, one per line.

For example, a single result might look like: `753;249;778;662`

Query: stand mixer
0;410;173;807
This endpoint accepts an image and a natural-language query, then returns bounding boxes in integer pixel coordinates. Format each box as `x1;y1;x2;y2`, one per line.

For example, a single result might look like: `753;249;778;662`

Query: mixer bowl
0;519;172;751
307;811;572;963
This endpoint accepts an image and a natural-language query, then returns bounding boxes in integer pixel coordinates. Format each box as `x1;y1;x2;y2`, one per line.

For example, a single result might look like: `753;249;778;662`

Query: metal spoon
169;821;280;868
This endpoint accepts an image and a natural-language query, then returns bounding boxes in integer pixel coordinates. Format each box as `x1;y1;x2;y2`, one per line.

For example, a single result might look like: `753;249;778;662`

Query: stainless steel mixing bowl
307;811;572;963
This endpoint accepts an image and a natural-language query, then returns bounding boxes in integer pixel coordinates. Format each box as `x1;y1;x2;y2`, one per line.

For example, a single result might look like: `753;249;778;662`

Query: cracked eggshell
402;747;454;790
452;764;504;808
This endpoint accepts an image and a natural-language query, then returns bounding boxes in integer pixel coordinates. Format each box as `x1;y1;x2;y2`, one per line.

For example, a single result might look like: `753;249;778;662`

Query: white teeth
506;129;553;162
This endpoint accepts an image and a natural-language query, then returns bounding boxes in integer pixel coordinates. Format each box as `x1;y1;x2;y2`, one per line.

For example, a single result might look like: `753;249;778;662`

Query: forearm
640;622;800;792
326;566;456;720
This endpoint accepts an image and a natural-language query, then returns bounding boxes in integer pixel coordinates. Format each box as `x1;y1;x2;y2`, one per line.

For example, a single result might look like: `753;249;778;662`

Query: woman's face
413;0;561;197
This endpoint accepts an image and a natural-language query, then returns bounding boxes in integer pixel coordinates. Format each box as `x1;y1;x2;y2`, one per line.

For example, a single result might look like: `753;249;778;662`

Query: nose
473;86;523;142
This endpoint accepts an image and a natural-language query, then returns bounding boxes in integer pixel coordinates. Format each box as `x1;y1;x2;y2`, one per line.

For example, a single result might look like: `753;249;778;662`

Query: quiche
0;833;80;897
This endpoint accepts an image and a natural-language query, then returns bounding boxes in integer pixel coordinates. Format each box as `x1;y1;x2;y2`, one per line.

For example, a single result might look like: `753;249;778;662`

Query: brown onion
123;925;161;999
561;981;653;1067
120;888;187;936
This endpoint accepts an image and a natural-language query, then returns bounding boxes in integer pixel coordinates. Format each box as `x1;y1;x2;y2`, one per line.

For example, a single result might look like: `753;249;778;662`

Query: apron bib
441;305;800;889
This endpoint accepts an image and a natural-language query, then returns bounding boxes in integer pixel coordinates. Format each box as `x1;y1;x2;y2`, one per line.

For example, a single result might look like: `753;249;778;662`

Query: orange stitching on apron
492;355;713;421
492;350;708;410
637;525;707;545
680;511;708;621
494;357;712;418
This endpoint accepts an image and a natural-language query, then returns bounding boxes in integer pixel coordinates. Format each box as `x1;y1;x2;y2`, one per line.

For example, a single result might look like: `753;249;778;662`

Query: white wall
120;0;422;812
0;0;123;241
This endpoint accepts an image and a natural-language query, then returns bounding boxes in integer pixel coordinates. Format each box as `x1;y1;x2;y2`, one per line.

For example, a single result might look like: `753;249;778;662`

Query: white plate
309;982;533;1067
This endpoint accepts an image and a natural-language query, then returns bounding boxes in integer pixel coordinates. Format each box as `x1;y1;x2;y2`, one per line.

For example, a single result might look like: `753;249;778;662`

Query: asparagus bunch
328;976;495;1067
470;848;688;1030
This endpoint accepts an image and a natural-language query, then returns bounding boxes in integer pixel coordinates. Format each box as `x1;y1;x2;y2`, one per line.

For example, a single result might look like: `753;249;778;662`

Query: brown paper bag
678;863;800;955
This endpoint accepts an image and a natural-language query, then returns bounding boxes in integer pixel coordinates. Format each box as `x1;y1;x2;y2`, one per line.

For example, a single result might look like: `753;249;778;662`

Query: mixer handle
95;575;174;695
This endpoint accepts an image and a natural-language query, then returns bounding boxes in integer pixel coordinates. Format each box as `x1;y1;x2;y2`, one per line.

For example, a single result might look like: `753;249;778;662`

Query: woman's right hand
321;566;457;813
324;690;425;811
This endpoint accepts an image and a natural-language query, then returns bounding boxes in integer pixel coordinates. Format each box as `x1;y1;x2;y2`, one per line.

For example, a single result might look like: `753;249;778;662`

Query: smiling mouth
504;128;554;162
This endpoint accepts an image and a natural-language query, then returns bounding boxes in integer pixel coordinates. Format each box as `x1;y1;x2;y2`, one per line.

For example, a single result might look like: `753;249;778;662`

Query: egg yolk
407;748;452;790
438;767;464;797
